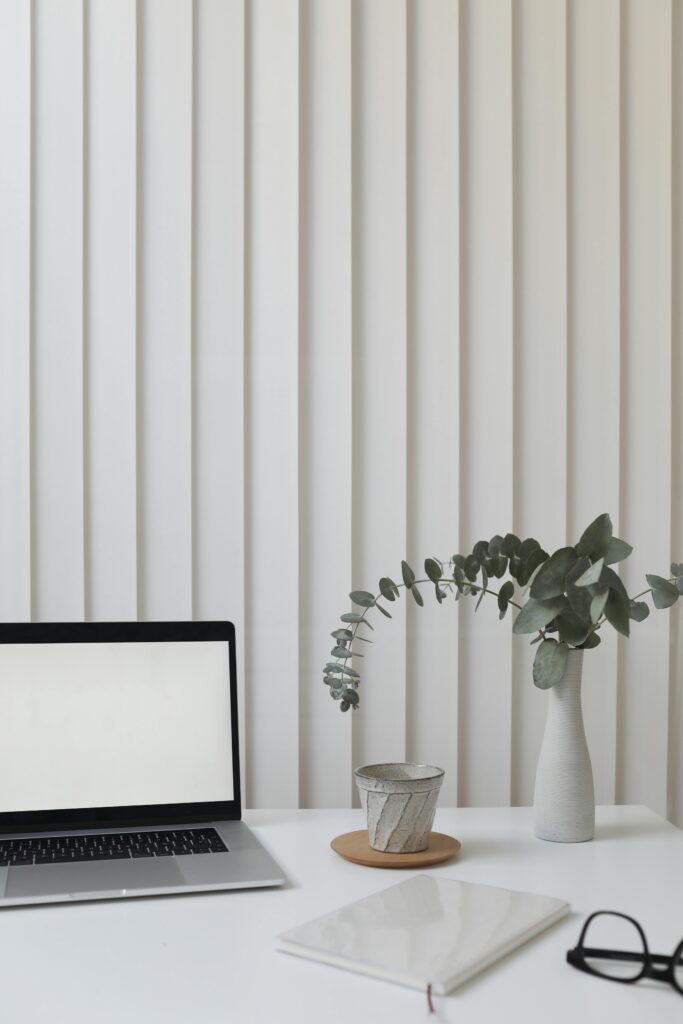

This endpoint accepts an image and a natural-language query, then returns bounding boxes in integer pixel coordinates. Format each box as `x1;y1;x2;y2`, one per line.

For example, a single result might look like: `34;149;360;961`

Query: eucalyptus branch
324;515;683;709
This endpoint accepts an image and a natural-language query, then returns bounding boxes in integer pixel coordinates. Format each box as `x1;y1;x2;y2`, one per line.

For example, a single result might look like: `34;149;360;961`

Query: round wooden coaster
330;830;461;868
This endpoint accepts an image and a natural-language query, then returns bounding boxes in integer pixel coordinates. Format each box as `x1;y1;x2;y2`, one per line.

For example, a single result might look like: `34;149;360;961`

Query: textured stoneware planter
354;763;445;853
533;649;595;843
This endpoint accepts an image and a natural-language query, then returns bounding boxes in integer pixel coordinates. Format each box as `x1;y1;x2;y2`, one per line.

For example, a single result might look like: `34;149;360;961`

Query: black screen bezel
0;620;241;834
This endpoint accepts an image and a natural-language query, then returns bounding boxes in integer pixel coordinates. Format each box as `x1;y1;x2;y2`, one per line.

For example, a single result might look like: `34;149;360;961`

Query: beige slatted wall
0;0;681;822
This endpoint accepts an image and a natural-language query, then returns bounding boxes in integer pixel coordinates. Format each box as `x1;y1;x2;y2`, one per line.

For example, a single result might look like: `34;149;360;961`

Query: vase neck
551;649;584;700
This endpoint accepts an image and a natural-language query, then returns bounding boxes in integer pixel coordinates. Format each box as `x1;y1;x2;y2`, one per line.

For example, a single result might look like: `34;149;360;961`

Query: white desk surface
0;805;681;1023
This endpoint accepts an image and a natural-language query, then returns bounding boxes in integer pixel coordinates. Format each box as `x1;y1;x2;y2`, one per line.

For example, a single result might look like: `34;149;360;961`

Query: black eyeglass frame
567;911;683;995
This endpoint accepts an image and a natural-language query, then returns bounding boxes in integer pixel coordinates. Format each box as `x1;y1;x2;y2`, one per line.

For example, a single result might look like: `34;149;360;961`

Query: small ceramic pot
354;763;445;853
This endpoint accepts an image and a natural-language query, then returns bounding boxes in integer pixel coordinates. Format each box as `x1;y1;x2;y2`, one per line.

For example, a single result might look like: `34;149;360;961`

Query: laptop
0;620;285;906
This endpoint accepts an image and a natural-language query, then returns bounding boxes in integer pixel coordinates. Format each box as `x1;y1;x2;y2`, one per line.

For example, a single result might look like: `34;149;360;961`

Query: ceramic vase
533;649;595;843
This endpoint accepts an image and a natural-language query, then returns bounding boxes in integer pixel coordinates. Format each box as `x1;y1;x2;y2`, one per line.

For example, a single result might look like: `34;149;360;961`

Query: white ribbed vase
533;649;595;843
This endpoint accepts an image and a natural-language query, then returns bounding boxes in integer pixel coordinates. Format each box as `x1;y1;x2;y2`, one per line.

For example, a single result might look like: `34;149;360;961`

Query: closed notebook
278;874;569;995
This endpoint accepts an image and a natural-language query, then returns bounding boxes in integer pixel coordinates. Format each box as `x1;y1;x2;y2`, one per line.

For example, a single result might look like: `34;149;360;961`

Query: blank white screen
0;641;234;812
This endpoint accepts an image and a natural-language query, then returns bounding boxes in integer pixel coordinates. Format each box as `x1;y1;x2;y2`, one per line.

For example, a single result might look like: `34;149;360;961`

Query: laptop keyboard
0;828;228;867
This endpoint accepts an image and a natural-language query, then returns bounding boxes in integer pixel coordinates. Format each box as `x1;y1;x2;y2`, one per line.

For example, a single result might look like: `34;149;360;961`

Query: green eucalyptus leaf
512;596;567;635
341;688;359;708
488;535;504;556
375;602;392;619
452;565;465;586
473;540;489;562
605;537;633;565
629;601;650;622
529;547;577;600
475;586;486;612
556;607;592;647
497;581;514;614
671;562;683;578
519;547;549;588
533;640;569;690
565;557;592;618
464;555;480;582
331;645;362;659
590;587;609;623
331;628;353;640
519;538;541;562
401;561;415;589
575;557;605;588
603;584;630;637
576;513;613;559
435;583;445;604
349;590;376;607
452;554;466;570
492;555;508;578
411;584;424;607
578;631;601;649
379;577;398;602
677;578;683;595
424;558;442;583
340;612;373;629
646;574;679;610
501;533;521;556
508;555;522;581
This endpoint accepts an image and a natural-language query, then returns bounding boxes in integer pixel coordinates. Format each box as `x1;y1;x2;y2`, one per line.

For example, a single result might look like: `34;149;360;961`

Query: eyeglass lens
582;913;645;981
674;945;683;993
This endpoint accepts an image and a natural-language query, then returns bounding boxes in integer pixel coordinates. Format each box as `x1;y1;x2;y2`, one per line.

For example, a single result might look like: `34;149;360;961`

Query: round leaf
424;558;442;583
379;577;398;602
401;561;415;588
576;513;613;560
464;555;480;582
604;537;633;565
512;596;567;635
529;547;577;600
646;574;679;610
629;601;650;622
349;590;375;607
533;640;569;690
574;557;605;588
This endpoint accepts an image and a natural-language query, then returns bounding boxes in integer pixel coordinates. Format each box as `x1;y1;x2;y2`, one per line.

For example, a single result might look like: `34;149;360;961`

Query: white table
0;806;680;1023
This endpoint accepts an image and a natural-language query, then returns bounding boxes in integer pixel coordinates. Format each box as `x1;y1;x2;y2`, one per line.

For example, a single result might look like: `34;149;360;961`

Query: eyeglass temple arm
576;947;678;966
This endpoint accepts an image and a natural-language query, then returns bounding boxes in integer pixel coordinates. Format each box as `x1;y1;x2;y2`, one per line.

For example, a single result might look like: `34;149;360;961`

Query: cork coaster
330;830;461;868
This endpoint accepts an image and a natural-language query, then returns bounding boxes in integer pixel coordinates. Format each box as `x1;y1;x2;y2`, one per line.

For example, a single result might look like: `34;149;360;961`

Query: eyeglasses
567;911;683;995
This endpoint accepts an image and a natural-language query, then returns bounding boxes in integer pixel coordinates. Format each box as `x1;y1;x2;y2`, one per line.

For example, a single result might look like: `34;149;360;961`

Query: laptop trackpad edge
6;858;185;899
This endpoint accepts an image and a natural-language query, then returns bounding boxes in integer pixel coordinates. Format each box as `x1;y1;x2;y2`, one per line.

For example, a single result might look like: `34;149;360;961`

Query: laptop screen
0;639;234;814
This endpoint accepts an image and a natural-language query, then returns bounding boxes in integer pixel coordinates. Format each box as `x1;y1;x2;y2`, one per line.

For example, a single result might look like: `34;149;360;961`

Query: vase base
534;827;594;844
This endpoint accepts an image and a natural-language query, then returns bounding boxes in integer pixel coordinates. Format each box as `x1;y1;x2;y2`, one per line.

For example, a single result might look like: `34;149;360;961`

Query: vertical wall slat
86;0;137;621
0;0;31;622
351;0;408;776
510;0;567;806
194;0;246;787
246;0;300;808
299;0;353;808
671;0;683;829
618;0;672;816
406;0;459;806
567;0;621;805
458;0;514;807
33;0;84;622
139;0;193;621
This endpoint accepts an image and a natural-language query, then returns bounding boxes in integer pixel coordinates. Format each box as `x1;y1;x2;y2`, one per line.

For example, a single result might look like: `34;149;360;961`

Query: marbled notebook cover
278;874;569;994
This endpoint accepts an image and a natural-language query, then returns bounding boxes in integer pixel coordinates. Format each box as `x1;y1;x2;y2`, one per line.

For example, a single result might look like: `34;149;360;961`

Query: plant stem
340;573;524;681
